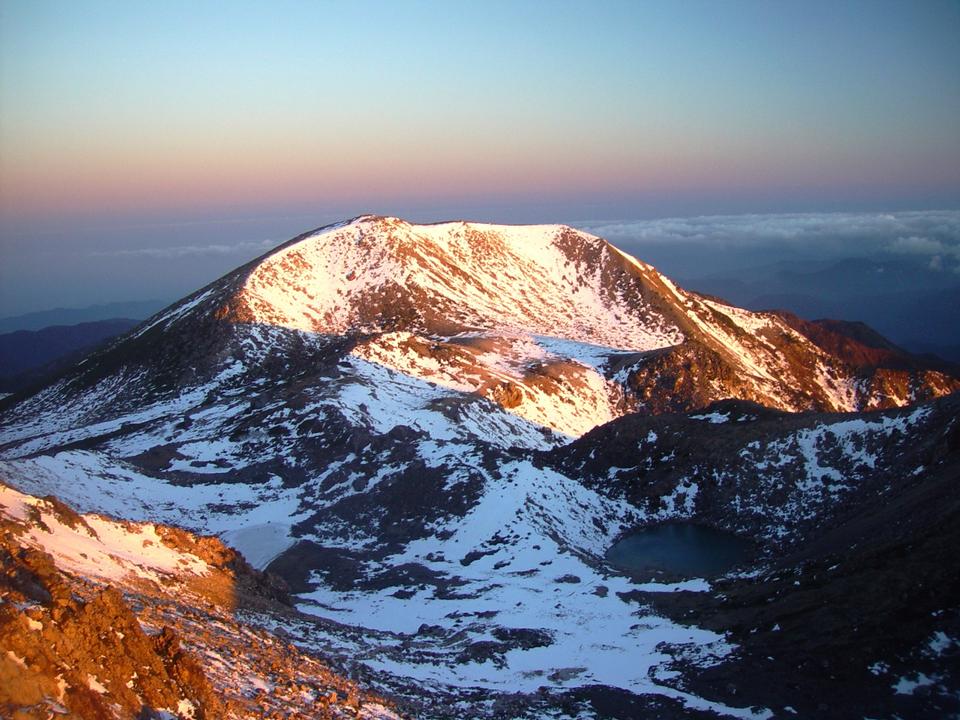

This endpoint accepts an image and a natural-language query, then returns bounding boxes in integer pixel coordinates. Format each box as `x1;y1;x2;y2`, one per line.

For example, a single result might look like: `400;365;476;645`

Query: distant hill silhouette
0;299;166;333
0;318;140;393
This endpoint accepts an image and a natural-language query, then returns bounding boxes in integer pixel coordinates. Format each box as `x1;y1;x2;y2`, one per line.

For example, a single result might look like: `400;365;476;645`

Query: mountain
0;300;167;334
677;258;960;361
2;216;955;434
0;318;140;394
0;482;400;719
1;215;957;718
549;394;960;718
774;313;960;374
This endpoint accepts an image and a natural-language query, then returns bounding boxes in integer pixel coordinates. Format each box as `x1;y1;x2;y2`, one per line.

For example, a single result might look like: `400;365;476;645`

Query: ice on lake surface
606;522;754;578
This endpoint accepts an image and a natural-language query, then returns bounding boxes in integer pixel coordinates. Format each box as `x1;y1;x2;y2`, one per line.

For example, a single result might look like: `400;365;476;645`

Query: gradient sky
1;0;959;314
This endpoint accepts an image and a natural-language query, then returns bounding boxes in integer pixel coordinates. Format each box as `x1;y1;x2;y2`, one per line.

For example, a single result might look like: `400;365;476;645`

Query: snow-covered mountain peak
2;215;956;450
228;215;685;350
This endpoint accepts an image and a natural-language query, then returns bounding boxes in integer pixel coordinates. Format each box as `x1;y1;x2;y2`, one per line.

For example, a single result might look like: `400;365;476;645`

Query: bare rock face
152;626;223;719
152;524;290;610
487;380;525;409
774;310;960;409
0;537;221;719
622;341;760;415
0;488;400;720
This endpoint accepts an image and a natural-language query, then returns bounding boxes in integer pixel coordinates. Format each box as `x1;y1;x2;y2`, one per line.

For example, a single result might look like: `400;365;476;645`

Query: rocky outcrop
0;538;222;720
153;525;291;611
620;341;765;414
0;487;402;720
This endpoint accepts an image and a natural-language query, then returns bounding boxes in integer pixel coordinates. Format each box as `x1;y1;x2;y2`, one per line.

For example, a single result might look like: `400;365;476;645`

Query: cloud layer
90;238;278;260
579;210;960;273
83;209;960;271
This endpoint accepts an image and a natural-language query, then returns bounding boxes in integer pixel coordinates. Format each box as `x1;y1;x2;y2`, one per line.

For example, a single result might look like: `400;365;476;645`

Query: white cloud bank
88;210;960;268
578;210;960;273
90;238;278;260
579;210;959;249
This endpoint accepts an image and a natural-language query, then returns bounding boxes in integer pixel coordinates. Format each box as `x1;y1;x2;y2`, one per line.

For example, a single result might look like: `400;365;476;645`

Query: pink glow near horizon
1;2;958;224
5;130;957;222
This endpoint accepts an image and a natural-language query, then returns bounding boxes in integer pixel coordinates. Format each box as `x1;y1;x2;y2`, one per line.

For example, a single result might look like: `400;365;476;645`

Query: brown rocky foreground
0;485;402;720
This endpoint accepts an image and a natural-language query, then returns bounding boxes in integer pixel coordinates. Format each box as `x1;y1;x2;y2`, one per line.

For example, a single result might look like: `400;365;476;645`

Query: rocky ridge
1;216;956;440
0;482;401;720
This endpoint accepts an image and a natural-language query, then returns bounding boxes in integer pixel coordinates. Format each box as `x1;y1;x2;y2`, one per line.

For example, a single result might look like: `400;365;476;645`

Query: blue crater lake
606;522;755;578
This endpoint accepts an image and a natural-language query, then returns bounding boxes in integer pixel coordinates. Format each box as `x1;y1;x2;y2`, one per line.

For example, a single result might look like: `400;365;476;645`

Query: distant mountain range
1;215;957;718
0;318;141;393
0;301;168;394
678;257;960;361
0;299;167;334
